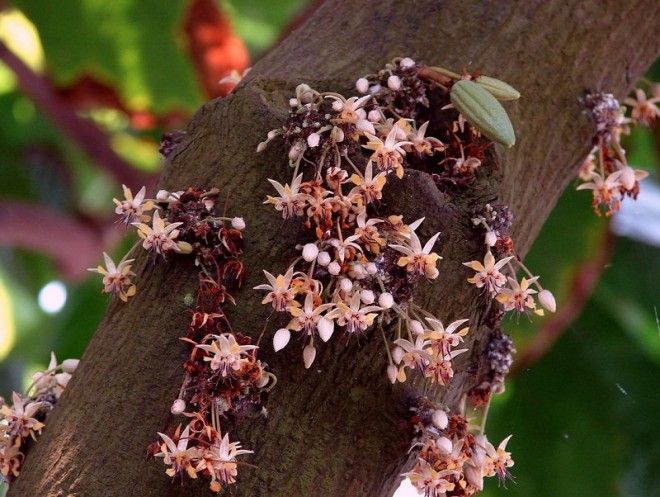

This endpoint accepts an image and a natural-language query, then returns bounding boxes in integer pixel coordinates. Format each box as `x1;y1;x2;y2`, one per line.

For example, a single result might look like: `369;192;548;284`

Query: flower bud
436;436;453;455
328;261;341;275
392;346;404;364
288;141;305;162
317;251;331;266
273;328;291;352
464;464;484;491
295;84;314;104
485;230;497;247
307;132;321;148
355;77;369;94
171;399;186;415
348;263;367;279
330;126;345;143
400;57;415;68
61;359;80;374
365;262;378;275
331;100;344;112
156;189;170;201
302;243;319;262
339;278;353;293
409;320;424;335
387;75;401;91
203;198;215;211
432;409;448;429
318;317;334;342
387;364;398;384
303;345;316;369
538;289;556;313
231;217;246;230
378;292;394;309
256;141;267;153
365;110;379;124
55;373;70;393
360;289;375;304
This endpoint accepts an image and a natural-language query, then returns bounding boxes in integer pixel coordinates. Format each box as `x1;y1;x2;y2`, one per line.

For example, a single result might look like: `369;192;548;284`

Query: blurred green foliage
12;0;203;113
0;1;658;496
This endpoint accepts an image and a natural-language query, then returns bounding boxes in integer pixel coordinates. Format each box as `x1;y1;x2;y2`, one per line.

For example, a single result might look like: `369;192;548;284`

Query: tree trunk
10;1;658;496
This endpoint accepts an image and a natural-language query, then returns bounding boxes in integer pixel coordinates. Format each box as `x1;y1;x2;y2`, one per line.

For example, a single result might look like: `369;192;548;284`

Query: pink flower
577;171;623;216
196;334;258;377
463;251;513;296
88;252;136;302
287;293;335;341
264;174;310;219
156;424;201;479
363;125;412;178
196;433;252;491
623;88;660;126
328;292;381;334
254;266;297;311
390;226;442;279
113;185;153;225
133;210;186;256
1;392;44;440
496;277;539;314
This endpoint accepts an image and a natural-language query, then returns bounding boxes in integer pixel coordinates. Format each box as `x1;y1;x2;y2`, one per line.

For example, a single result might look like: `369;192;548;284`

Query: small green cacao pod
475;75;520;101
450;80;516;147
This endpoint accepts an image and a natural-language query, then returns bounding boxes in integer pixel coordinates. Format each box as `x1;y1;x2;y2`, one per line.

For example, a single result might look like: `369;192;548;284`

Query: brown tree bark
10;1;658;496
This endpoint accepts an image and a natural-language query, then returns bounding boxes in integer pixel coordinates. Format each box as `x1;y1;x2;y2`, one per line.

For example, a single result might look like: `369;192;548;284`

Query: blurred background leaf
11;0;203;113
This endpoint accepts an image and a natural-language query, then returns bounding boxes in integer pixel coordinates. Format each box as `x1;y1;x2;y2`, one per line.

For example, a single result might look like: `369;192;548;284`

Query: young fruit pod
475;75;521;101
450;80;516;148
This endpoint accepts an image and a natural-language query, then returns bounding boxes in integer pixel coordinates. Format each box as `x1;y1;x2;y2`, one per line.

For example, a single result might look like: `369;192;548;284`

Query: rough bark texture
10;1;658;497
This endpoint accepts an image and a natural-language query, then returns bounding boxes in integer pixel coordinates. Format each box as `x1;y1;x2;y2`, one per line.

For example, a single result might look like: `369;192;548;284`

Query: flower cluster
577;86;655;216
92;186;272;491
88;185;202;300
406;402;514;497
0;353;78;483
257;57;492;383
465;203;556;318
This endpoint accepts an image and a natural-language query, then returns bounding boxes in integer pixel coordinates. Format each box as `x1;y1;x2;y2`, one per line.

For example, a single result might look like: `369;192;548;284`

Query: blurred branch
0;201;103;281
513;231;616;373
0;39;152;189
56;76;191;131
